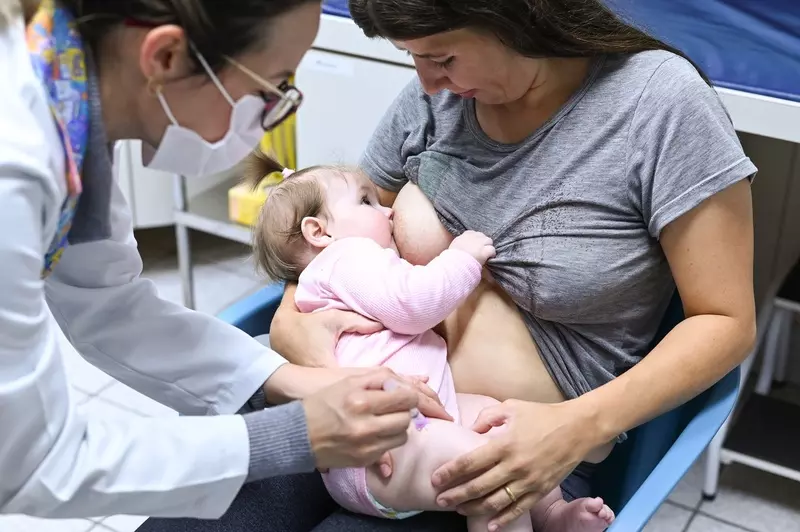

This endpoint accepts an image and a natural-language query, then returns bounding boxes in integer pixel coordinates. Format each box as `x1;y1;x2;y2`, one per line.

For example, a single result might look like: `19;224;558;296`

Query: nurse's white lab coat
0;17;288;519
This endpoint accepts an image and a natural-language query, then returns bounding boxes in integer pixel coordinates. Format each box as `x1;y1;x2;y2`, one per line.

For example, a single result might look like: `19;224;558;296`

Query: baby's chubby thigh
366;393;502;512
365;419;486;514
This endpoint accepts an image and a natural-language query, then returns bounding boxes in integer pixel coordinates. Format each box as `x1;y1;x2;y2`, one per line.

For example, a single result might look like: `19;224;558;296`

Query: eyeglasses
257;81;303;131
226;57;304;132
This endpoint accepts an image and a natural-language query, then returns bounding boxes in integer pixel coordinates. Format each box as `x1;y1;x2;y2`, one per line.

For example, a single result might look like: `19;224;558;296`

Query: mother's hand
432;399;598;531
271;296;382;368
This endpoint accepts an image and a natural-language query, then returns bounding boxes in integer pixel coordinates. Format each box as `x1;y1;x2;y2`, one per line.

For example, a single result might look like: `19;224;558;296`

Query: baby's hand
450;230;496;265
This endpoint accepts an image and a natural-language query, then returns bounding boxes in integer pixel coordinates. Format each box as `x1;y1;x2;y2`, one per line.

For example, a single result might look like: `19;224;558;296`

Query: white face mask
145;52;265;178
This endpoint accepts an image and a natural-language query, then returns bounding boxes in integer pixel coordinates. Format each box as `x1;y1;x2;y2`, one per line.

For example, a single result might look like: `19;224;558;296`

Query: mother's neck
513;57;592;115
477;57;593;144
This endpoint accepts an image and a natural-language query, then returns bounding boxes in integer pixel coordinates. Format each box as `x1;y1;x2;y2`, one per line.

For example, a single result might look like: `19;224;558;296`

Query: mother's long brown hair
349;0;709;84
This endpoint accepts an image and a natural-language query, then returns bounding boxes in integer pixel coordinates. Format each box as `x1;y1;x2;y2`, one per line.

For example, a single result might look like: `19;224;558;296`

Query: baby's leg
455;394;526;532
366;419;533;532
530;488;614;532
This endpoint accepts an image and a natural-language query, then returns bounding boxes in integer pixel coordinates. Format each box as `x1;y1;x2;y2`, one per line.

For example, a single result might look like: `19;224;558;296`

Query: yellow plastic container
261;112;297;170
228;171;284;227
228;100;297;227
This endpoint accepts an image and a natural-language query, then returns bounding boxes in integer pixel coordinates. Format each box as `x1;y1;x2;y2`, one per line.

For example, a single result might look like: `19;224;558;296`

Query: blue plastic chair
593;294;740;530
218;284;740;531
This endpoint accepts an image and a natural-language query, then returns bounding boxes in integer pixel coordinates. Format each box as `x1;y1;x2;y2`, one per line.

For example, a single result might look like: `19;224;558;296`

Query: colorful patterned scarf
26;0;88;277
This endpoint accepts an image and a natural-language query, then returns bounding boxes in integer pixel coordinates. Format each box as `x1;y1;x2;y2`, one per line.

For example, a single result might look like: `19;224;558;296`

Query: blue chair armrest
217;282;286;337
608;367;740;531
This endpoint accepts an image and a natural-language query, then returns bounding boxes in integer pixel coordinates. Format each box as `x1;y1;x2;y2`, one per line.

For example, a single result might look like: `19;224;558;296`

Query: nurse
0;0;447;520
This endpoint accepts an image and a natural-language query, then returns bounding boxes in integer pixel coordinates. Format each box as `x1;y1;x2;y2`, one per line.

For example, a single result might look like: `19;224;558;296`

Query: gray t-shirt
360;50;757;401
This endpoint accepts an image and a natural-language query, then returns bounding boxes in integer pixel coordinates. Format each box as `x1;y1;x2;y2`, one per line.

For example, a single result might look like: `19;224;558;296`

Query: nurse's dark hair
59;0;318;72
348;0;710;84
0;0;40;27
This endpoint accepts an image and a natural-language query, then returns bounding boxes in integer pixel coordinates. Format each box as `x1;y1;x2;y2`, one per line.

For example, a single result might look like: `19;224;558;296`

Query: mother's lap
136;473;466;532
136;468;594;532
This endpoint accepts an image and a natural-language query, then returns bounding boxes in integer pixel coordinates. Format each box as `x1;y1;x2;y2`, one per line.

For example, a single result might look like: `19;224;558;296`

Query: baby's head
250;163;395;282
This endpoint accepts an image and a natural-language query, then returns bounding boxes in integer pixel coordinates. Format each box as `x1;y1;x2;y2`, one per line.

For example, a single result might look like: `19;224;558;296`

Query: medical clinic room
1;0;799;531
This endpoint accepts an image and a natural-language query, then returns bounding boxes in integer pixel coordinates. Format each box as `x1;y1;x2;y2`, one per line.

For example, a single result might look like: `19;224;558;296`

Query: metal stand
172;170;252;310
703;263;800;498
173;174;195;309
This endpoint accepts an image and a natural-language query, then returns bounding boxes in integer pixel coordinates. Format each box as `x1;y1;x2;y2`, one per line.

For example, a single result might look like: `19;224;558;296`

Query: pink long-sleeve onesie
295;237;483;518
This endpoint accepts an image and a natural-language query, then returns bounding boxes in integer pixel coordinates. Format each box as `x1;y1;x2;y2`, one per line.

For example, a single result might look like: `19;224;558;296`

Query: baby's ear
300;216;334;249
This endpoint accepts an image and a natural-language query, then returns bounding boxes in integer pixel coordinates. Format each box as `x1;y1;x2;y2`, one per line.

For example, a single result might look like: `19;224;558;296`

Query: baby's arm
326;237;487;335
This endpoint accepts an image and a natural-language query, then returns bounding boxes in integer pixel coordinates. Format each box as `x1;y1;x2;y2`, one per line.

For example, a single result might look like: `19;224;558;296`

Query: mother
142;0;756;530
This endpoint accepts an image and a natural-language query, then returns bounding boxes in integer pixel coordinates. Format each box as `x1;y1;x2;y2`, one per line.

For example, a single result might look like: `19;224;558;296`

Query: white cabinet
113;141;133;208
114;140;237;230
295;49;417;167
115;140;176;229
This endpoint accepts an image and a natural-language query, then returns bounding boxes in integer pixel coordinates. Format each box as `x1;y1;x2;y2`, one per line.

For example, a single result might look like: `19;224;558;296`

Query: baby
248;156;615;532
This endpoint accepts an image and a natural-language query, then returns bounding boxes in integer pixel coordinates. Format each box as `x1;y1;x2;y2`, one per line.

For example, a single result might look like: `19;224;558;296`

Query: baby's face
323;171;396;251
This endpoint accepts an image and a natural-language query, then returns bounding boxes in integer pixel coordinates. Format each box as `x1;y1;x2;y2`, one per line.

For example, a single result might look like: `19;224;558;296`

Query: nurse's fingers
399;375;439;402
387;374;452;421
416;393;453;421
304;375;411;470
368;411;415;439
350;368;421;414
357;389;419;416
376;451;394;478
358;367;407;390
344;369;449;422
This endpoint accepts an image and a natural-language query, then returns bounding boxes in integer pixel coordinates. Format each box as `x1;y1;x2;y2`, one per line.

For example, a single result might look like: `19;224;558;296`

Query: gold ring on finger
503;485;517;503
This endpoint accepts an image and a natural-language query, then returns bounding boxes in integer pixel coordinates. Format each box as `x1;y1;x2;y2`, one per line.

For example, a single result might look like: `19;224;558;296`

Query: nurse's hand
271;286;382;368
265;364;451;422
302;367;427;470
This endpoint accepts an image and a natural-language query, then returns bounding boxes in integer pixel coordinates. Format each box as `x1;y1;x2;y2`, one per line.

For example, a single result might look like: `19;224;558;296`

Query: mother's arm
588;178;755;434
431;179;755;529
270;283;376;368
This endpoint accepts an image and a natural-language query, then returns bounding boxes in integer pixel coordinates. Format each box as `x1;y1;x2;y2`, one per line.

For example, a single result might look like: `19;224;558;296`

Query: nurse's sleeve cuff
243;401;315;482
217;347;288;415
239;388;268;414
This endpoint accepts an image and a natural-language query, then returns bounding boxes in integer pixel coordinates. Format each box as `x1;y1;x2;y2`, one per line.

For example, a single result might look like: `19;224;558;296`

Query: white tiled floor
665;457;706;510
644;501;694;531
5;228;800;531
698;464;800;532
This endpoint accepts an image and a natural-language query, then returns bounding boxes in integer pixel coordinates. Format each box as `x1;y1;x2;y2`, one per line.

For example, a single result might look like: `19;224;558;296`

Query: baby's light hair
252;168;328;282
243;147;284;190
242;149;366;282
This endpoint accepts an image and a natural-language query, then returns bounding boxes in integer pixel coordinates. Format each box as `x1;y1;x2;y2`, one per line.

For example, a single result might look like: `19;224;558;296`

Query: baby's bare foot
540;497;614;532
